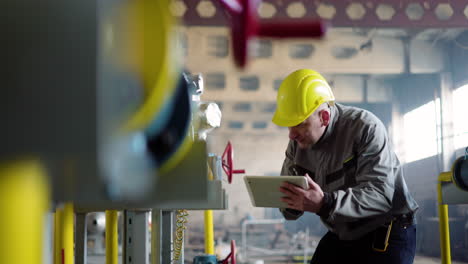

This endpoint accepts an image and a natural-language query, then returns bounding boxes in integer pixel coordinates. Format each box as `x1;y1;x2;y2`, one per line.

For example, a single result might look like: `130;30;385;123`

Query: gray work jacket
280;103;419;240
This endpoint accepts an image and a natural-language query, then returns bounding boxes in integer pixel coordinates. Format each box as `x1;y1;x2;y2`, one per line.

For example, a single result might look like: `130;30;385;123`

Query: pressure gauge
452;157;468;191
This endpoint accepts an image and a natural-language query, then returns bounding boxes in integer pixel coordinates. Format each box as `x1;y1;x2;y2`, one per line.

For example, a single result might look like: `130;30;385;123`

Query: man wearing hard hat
274;69;419;264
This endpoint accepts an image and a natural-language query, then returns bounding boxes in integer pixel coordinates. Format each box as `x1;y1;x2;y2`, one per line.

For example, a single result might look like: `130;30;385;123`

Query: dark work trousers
310;224;416;264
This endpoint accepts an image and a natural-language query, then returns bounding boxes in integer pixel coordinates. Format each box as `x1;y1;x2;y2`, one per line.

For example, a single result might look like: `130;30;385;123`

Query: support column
75;213;87;264
0;159;50;264
106;210;119;264
124;210;150;264
151;210;173;264
439;72;455;171
62;203;75;264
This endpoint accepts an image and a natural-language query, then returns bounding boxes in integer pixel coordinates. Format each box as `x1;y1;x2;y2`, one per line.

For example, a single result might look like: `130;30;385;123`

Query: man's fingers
305;173;319;190
281;197;296;209
281;197;297;210
279;186;295;197
281;182;302;193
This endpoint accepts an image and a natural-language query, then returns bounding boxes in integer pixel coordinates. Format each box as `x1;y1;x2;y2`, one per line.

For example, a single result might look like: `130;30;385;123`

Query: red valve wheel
230;240;236;264
217;0;327;68
221;240;237;264
222;141;245;183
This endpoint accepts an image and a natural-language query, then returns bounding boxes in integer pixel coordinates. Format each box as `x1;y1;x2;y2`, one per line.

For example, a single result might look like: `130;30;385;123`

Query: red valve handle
222;141;245;184
231;240;236;264
221;240;237;264
218;0;326;68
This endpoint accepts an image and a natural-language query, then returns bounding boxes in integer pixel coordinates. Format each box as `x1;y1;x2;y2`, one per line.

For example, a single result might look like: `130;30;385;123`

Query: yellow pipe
438;172;452;264
0;159;50;264
204;210;215;255
439;171;452;183
54;209;63;264
106;210;119;264
62;203;74;264
204;163;215;255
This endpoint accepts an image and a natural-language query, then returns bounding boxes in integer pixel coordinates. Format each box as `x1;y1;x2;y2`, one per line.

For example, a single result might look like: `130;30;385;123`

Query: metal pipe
0;159;50;264
55;209;63;264
62;203;75;264
204;210;215;254
258;21;326;38
205;161;215;255
106;210;119;264
438;172;452;264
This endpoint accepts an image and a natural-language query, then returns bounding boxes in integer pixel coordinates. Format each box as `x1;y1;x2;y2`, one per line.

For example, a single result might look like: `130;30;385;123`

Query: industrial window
207;35;228;58
253;40;272;58
453;84;468;149
273;79;282;91
233;102;252;112
261;102;276;113
289;43;315;59
252;121;268;129
215;101;223;110
205;73;225;90
403;99;441;163
240;76;260;91
228;121;244;129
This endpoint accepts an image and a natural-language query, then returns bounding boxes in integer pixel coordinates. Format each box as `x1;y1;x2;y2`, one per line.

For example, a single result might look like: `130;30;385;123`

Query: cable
454;38;468;50
173;209;189;262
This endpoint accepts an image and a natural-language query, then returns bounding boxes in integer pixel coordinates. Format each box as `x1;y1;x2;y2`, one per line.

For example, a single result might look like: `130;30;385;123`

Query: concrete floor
414;255;467;264
86;254;468;264
87;255;121;264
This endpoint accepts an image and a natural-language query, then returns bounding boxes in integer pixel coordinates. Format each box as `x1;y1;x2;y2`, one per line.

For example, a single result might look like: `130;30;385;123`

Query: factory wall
450;31;468;88
182;25;468;259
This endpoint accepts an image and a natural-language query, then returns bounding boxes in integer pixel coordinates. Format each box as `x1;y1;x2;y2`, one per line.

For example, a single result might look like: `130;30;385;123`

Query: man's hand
279;174;324;213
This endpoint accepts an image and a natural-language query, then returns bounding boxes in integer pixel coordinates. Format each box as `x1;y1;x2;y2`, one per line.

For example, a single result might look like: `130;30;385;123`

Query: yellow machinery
2;0;321;263
438;156;468;264
0;159;49;264
1;0;206;263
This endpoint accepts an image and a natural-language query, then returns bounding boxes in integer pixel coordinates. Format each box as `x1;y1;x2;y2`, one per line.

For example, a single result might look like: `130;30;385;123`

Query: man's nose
289;128;298;140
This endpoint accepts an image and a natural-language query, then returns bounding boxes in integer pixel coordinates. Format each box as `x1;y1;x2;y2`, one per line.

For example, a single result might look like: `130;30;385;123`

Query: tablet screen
244;176;308;208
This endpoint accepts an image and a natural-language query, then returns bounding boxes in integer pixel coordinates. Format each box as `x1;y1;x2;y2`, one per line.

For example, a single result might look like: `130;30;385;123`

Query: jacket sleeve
325;120;395;223
279;141;304;220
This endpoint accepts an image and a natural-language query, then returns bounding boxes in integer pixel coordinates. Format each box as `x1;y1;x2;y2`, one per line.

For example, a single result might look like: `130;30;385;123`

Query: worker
274;69;419;264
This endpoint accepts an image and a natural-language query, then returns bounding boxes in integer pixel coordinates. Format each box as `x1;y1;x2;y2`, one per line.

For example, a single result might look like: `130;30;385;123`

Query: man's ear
319;110;330;127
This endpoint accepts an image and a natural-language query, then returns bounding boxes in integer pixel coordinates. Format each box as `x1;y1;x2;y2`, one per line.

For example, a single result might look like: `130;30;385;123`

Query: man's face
288;113;326;149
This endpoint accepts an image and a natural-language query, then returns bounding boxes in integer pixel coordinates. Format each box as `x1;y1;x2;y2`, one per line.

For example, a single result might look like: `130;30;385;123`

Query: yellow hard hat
272;69;335;127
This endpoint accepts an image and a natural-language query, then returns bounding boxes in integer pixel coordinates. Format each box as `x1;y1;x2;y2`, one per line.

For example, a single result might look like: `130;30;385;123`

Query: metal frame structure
151;210;175;264
241;218;285;261
123;211;151;264
75;213;88;264
437;157;468;264
181;0;468;27
5;1;467;264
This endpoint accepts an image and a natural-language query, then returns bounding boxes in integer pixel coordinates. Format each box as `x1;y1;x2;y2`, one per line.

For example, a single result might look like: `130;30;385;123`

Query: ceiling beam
179;0;468;28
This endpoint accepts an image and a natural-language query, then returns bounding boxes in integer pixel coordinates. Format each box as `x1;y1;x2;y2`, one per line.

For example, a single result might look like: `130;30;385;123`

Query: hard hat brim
272;99;335;127
272;112;308;128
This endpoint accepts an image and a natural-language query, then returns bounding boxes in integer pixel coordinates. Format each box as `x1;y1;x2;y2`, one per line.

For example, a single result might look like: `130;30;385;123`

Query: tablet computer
244;175;309;208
